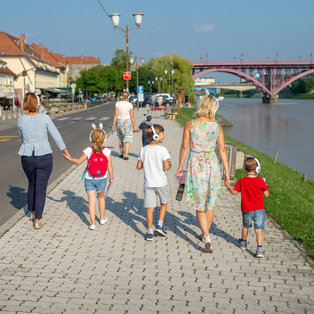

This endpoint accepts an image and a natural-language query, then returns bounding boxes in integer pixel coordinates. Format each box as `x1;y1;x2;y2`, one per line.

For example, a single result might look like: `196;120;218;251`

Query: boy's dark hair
244;157;259;172
145;124;164;141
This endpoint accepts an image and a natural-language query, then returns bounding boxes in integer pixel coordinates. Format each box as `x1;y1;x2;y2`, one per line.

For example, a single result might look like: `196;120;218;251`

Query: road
0;102;115;227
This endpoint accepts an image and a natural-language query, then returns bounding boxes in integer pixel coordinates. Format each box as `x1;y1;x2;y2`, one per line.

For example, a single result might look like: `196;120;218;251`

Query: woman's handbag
175;179;185;201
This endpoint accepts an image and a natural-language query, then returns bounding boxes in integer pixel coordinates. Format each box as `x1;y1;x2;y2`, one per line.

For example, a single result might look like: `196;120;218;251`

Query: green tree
146;54;195;103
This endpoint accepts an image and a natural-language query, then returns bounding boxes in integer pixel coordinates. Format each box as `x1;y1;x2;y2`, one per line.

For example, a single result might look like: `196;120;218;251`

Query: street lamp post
130;56;144;110
148;80;154;92
109;12;143;91
155;77;163;92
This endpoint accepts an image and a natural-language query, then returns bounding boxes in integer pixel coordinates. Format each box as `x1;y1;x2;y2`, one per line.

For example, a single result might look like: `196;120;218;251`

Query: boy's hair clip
89;123;107;142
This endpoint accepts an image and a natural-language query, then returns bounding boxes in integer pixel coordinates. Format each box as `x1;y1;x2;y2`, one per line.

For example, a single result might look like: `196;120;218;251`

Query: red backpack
86;146;108;177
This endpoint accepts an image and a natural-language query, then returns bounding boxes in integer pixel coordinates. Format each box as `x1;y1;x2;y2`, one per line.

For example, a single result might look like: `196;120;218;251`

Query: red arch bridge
191;60;314;103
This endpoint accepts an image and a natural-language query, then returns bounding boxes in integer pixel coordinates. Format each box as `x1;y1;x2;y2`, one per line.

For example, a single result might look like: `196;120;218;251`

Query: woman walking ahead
176;94;230;253
112;91;136;160
18;92;69;230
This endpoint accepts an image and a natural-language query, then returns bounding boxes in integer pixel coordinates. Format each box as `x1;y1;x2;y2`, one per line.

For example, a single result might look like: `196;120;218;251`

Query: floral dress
186;120;221;211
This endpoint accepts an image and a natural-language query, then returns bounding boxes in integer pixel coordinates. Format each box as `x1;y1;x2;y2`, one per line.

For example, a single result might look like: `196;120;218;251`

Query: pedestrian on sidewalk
63;124;113;230
134;114;152;146
18;92;70;230
136;124;172;241
225;156;269;258
176;94;230;253
112;91;136;160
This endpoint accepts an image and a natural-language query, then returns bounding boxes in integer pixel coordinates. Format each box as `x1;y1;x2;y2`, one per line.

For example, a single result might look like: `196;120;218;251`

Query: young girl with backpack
63;124;113;230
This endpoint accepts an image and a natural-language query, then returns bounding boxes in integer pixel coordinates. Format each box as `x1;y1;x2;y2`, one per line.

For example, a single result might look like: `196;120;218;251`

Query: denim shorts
242;209;265;230
84;177;108;193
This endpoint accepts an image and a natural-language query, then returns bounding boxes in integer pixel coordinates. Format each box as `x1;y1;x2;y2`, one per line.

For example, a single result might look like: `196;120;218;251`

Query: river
216;98;314;180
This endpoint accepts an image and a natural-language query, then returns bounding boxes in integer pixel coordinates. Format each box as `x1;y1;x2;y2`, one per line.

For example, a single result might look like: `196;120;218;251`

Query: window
1;50;5;55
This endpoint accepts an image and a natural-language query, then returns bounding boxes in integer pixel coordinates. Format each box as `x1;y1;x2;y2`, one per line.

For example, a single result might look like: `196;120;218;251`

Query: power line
97;0;110;18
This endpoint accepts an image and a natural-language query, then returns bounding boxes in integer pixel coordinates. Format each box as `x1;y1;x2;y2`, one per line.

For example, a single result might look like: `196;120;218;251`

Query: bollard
273;149;279;164
303;173;307;182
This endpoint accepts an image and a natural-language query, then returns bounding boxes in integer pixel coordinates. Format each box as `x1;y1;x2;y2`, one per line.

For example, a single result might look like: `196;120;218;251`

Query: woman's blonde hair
91;129;106;153
196;95;218;119
23;93;38;112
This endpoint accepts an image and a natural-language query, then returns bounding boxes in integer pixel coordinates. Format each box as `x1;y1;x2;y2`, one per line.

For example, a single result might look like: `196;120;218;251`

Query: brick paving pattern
0;108;313;313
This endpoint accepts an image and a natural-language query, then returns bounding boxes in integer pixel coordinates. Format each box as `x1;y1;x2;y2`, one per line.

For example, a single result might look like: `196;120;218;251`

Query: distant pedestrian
176;93;230;253
112;91;136;160
157;95;163;107
225;156;269;258
63;124;113;230
134;114;152;146
136;124;171;241
18;92;70;230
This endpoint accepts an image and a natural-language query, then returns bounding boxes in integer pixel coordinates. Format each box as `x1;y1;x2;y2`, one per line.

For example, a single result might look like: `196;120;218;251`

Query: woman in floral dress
176;94;230;253
112;92;136;160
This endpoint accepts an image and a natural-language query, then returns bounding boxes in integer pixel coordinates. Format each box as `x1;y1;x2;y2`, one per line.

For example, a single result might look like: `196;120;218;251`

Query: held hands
223;172;230;186
63;149;71;159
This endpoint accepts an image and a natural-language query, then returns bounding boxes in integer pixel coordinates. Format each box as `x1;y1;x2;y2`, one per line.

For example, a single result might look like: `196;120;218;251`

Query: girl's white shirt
83;146;111;179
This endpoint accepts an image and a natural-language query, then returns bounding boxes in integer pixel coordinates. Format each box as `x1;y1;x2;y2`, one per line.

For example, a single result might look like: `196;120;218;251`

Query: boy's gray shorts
144;185;168;208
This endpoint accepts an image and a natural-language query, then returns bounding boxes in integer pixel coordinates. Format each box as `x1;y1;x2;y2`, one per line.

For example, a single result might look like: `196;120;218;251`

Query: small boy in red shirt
225;156;269;258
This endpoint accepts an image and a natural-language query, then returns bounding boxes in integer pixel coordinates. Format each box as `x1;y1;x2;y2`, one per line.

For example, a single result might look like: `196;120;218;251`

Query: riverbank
173;107;314;260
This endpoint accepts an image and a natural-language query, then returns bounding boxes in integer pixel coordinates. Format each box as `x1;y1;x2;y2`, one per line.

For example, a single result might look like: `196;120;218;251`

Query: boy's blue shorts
84;177;107;193
242;209;265;230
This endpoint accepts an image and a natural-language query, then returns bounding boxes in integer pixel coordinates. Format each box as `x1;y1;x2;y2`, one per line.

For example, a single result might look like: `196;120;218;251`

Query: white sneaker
100;217;108;225
88;224;96;230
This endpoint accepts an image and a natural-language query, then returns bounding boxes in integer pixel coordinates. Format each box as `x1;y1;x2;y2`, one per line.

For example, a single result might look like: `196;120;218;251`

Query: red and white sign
123;72;131;80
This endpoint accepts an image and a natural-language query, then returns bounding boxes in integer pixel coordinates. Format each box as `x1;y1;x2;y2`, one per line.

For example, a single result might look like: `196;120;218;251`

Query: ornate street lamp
109;12;144;91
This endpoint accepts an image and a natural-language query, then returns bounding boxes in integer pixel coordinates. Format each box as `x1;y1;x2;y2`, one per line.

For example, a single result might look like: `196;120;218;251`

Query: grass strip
173;107;314;260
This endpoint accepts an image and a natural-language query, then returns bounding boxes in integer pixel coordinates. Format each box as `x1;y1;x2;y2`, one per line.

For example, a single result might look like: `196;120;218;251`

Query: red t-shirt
234;177;268;213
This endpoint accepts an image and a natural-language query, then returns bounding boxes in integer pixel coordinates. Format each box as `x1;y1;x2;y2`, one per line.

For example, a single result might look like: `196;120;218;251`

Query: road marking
100;117;110;121
0;136;19;143
71;117;83;121
85;117;97;121
57;117;70;121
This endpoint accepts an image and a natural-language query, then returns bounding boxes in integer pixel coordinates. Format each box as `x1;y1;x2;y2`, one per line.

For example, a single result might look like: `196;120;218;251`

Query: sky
1;0;314;82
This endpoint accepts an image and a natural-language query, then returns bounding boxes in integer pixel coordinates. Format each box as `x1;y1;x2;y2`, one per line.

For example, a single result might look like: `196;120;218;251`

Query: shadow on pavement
106;191;146;238
105;191;203;251
177;210;239;250
47;190;90;226
7;185;28;213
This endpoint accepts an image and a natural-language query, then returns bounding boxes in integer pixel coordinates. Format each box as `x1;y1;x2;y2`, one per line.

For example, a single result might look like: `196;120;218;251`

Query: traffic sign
123;72;131;80
138;85;144;93
71;83;76;94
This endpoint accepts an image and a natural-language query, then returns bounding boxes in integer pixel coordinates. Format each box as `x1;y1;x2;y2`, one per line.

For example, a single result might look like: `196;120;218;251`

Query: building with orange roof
0;60;15;108
65;55;101;81
0;31;67;102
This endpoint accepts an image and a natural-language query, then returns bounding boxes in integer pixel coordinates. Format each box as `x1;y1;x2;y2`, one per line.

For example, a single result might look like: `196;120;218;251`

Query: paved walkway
0;108;313;313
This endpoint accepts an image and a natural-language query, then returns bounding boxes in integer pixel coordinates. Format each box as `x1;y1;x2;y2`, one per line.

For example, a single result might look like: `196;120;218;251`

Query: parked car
155;93;175;106
129;95;137;103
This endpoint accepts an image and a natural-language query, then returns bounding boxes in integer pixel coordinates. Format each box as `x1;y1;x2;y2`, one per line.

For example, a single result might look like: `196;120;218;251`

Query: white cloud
195;24;215;33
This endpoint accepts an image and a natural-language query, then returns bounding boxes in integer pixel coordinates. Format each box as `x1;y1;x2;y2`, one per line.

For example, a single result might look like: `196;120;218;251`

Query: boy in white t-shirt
136;124;171;241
